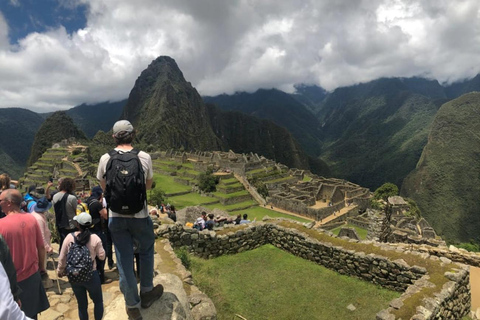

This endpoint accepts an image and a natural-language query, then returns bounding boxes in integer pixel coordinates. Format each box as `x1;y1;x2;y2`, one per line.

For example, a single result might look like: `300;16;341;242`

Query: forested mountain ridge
27;111;88;166
401;92;480;244
0;108;44;178
314;77;443;189
204;89;324;156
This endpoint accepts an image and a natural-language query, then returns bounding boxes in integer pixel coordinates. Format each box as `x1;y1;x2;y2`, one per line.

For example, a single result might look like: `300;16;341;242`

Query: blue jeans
109;217;155;308
71;271;103;320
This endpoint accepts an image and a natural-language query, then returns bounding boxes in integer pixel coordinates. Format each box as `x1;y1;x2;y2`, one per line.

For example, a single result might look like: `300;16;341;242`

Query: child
57;212;105;320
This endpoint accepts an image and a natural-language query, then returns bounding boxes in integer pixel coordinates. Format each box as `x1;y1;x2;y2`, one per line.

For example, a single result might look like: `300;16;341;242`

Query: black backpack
54;193;69;229
65;233;93;283
103;149;146;215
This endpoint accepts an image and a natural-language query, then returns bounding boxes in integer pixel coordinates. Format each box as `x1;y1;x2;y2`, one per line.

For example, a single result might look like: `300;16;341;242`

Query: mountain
27;111;88;166
314;77;443;189
445;74;480;99
204;89;324;156
205;103;330;173
65;100;126;138
290;84;328;113
121;56;221;151
0;108;44;178
401;92;480;244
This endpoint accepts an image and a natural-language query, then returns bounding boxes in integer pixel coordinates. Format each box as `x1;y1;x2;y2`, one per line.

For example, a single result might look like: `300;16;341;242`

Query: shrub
198;171;219;193
175;246;191;269
148;185;167;207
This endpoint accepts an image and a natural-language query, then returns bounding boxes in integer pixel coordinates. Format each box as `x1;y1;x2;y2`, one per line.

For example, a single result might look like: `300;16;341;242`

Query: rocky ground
38;237;216;320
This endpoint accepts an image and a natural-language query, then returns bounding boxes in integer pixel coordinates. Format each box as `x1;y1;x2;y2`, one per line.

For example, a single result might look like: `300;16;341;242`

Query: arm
34;223;46;273
56;235;72;276
45;181;53;201
146;178;153;190
95;236;106;261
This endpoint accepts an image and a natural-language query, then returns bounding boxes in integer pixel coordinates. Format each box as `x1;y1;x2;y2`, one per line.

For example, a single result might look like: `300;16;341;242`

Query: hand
47;181;53;188
47;248;54;255
57;271;65;278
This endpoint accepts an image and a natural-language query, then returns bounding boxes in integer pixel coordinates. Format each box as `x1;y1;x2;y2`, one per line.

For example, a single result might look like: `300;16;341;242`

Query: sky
1;0;480;112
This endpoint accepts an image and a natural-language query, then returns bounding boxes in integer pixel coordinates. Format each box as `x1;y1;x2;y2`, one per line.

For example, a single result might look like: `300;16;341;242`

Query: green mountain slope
27;111;87;166
122;56;221;151
401;92;480;244
205;103;330;175
66;100;125;138
0;108;44;178
204;89;324;156
316;77;442;189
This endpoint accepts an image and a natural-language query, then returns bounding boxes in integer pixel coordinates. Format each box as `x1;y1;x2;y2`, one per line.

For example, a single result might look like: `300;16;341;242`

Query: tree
374;183;399;201
198;170;219;193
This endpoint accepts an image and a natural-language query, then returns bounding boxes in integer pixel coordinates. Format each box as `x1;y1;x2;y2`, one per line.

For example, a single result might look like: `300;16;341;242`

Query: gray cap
113;120;134;137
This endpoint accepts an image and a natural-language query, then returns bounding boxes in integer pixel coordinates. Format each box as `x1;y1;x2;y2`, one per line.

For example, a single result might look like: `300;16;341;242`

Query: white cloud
1;0;480;111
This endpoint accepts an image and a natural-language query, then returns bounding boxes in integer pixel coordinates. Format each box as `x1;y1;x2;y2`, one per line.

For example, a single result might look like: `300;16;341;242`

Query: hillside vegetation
27;111;87;166
402;92;480;244
0;108;44;178
316;78;442;189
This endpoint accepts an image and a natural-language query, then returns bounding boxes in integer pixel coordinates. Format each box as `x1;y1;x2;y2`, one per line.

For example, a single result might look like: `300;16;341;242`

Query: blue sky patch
0;0;88;44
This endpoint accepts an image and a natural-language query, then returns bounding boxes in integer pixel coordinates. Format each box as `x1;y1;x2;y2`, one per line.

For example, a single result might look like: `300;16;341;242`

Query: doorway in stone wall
471;266;480;314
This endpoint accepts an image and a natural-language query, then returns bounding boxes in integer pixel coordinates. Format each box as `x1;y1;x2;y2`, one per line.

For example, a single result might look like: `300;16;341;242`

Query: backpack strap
70;232;77;244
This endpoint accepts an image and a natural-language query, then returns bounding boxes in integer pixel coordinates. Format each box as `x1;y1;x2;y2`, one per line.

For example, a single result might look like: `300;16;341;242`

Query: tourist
57;212;105;320
240;213;255;224
168;205;177;222
194;211;207;230
52;177;78;252
96;120;163;320
0;189;50;319
205;213;215;230
0;173;11;218
234;214;241;225
31;197;54;289
86;186;111;284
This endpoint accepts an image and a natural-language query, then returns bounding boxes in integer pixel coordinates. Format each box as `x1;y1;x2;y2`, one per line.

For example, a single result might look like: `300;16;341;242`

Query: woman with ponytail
57;212;105;320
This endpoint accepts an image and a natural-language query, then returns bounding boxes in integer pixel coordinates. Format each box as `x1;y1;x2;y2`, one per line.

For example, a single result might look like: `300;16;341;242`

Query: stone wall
157;222;470;319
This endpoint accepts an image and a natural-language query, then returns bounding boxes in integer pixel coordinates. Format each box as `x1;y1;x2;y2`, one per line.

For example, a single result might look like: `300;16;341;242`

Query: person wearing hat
31;197;54;289
96;120;162;320
57;212;105;320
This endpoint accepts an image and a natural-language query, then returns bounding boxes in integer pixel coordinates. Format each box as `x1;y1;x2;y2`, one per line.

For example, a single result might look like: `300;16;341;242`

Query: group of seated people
193;211;255;230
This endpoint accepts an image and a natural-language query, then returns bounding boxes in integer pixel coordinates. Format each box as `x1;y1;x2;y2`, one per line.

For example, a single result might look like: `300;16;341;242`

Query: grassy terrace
189;244;400;319
153;173;191;194
331;224;368;240
268;221;458;319
167;193;218;209
212;190;250;199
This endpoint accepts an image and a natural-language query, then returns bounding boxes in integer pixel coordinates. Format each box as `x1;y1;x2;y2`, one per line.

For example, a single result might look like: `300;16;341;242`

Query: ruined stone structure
157;221;471;319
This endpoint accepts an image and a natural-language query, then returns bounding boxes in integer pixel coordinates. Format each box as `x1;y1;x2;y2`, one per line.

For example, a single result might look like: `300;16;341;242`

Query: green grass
204;200;257;211
243;206;311;223
167;193;217;209
212;190;250;199
153;173;191;194
189;244;400;320
330;224;368;240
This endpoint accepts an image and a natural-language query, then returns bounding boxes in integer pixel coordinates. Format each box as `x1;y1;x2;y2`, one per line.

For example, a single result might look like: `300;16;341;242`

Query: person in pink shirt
57;212;105;320
0;189;49;319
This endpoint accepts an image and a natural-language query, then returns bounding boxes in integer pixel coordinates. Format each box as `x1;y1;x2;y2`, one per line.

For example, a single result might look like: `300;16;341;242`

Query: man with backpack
96;120;163;320
52;178;78;252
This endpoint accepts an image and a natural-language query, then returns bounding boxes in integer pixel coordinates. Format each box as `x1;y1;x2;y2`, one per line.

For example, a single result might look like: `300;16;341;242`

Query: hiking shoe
126;307;142;320
140;284;164;308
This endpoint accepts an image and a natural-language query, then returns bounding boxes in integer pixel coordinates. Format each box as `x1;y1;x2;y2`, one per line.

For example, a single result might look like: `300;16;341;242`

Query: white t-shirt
96;148;153;218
